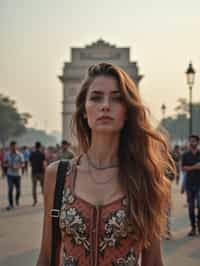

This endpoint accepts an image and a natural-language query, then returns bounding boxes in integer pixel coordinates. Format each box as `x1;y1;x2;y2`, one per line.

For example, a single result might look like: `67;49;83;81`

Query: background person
4;141;24;210
172;145;181;185
21;145;30;176
58;140;74;160
29;142;46;206
182;135;200;236
0;148;5;178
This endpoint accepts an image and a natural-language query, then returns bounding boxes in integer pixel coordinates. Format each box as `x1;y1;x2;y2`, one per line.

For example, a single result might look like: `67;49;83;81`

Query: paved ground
0;173;200;266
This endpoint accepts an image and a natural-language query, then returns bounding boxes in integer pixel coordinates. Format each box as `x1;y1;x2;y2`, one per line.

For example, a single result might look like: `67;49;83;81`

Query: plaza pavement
0;173;199;266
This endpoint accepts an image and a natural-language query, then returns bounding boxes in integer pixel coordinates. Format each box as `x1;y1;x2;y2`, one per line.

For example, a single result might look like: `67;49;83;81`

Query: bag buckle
51;209;60;218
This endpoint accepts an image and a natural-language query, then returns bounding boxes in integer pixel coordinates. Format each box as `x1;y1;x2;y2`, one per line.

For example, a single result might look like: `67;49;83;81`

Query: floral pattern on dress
60;207;90;255
62;250;78;266
66;161;73;175
122;197;128;207
99;206;133;255
112;248;138;266
62;186;75;205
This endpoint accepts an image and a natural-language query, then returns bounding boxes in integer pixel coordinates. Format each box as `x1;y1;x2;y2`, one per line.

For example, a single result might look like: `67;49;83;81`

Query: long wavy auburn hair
71;62;175;251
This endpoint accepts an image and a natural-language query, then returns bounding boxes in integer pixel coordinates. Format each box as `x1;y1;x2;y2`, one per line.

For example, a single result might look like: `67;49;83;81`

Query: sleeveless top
59;157;141;266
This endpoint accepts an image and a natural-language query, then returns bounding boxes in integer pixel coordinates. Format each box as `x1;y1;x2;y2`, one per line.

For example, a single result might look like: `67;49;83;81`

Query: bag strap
50;160;69;266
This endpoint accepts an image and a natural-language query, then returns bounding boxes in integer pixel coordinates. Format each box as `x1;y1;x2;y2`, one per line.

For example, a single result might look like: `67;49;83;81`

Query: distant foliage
16;128;58;147
160;98;200;141
174;98;189;116
0;94;31;146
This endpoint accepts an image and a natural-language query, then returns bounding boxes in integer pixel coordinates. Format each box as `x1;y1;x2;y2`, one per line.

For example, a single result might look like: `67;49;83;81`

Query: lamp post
185;62;196;135
161;103;166;120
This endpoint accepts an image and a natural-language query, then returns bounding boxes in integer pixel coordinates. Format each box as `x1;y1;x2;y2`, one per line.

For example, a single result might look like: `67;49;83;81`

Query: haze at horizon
1;0;200;133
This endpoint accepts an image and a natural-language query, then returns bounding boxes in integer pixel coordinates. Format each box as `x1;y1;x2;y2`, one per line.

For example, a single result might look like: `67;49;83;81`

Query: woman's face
85;75;127;134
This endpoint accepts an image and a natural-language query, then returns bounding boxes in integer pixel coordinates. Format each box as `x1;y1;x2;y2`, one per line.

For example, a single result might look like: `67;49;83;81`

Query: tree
174;98;189;116
16;128;58;147
160;114;188;141
0;94;31;146
192;102;200;134
160;98;200;141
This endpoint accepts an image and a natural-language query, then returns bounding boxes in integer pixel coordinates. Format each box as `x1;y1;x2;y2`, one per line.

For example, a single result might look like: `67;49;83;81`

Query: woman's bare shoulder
45;157;78;184
44;161;60;192
46;161;59;177
45;159;74;183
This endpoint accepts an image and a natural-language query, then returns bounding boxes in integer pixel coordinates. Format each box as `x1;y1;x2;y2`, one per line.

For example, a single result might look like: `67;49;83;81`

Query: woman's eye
112;96;123;102
89;95;123;102
90;96;102;101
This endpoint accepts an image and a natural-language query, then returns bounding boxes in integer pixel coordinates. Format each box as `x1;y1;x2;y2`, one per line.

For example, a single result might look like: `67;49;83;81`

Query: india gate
59;39;143;142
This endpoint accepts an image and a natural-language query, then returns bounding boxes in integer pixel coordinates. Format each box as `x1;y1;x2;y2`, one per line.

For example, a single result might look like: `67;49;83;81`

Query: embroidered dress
59;157;141;266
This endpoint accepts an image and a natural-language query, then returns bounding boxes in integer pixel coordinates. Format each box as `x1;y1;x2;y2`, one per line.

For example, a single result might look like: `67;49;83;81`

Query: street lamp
185;62;196;135
161;103;166;120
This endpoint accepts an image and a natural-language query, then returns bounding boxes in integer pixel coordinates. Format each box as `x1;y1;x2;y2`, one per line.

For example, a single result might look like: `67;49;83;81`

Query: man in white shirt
4;141;24;210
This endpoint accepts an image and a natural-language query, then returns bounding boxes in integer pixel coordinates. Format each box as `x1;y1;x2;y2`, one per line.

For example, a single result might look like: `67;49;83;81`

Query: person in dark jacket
29;142;46;206
182;135;200;236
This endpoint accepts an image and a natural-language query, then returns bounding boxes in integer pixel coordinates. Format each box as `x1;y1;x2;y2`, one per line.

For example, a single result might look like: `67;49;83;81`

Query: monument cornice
58;75;82;83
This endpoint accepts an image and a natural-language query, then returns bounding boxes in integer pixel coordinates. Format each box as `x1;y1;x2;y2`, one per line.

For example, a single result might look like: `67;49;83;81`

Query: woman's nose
101;97;110;110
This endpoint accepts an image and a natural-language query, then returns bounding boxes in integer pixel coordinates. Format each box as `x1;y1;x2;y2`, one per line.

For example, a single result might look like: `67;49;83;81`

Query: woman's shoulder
46;156;79;178
46;160;60;176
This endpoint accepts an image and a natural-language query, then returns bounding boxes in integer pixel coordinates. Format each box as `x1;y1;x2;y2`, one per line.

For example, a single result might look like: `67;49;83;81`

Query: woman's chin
93;126;119;134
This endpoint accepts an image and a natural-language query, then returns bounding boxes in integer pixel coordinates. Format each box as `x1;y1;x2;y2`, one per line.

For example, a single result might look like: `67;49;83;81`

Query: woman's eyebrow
90;90;103;94
90;90;120;94
111;90;120;94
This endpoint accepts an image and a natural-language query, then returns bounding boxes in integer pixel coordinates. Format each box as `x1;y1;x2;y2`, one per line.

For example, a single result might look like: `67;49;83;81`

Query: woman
37;63;174;266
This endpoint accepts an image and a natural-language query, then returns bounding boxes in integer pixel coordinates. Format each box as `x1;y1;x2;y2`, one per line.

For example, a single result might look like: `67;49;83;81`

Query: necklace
86;153;119;170
87;156;117;185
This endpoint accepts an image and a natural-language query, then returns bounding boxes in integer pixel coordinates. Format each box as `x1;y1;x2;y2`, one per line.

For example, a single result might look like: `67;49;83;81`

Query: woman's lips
97;116;113;121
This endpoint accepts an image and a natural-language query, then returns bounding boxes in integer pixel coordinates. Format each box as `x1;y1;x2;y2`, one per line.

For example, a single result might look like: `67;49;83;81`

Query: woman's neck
87;133;119;166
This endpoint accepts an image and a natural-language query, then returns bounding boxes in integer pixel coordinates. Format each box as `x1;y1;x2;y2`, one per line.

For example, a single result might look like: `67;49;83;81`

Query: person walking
36;63;174;266
58;140;74;160
0;148;5;178
29;142;46;206
4;141;24;210
172;145;181;185
182;135;200;236
21;146;30;176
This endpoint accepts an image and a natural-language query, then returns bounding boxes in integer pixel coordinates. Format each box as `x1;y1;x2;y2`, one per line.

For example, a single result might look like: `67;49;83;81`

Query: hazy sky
1;0;200;132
